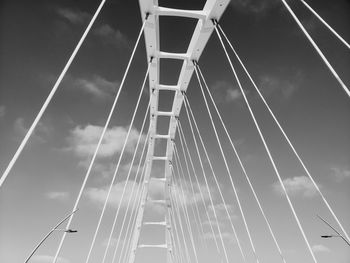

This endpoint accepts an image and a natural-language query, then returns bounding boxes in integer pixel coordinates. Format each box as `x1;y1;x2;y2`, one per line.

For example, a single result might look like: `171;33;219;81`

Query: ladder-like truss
128;1;230;262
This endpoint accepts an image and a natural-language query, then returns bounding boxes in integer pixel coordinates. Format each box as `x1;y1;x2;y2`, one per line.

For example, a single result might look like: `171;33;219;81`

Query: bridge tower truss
128;1;230;262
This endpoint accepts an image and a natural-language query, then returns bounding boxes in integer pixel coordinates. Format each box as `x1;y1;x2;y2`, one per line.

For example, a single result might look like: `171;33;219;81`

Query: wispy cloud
273;176;319;198
211;80;243;104
46;191;70;201
85;180;140;209
85;178;166;214
64;74;119;99
0;105;5;118
93;24;130;49
203;230;236;244
170;178;211;207
56;8;129;49
330;166;350;182
312;244;331;253
230;0;279;15
56;8;90;25
203;203;237;229
31;255;69;263
259;72;303;100
65;125;144;159
13;118;50;143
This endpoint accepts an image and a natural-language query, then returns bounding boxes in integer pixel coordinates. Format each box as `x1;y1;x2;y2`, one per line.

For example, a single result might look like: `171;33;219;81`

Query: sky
0;0;349;263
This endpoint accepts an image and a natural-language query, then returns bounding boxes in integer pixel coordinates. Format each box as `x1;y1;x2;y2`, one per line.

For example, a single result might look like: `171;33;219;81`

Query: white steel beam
130;1;230;262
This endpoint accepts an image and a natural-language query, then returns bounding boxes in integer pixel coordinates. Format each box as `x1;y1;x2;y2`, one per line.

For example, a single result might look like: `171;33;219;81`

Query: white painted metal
139;244;168;249
129;1;230;262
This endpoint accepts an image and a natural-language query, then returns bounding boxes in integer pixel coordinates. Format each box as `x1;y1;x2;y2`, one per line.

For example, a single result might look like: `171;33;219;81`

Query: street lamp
318;215;350;247
24;209;79;263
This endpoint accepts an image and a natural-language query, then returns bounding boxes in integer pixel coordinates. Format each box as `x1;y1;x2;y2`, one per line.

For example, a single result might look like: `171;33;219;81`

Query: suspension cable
169;190;190;263
299;0;350;49
84;62;150;263
175;139;208;250
170;165;193;263
172;146;200;263
183;101;231;263
194;65;260;262
52;16;149;263
217;22;350;245
122;184;145;263
197;64;287;263
169;209;185;263
178;122;221;255
173;144;206;249
0;0;108;189
102;105;150;263
184;97;247;262
214;24;318;263
118;157;148;263
280;0;349;97
110;130;150;263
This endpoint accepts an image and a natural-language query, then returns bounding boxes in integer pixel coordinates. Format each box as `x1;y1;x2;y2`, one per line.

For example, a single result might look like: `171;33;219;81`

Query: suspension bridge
0;0;349;263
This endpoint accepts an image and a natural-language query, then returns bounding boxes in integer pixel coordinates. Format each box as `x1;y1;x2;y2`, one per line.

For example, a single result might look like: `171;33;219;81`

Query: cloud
63;74;119;99
85;180;140;209
65;125;144;159
170;178;211;207
312;244;331;253
230;0;279;15
203;231;236;244
203;203;237;229
0;105;5;118
259;73;303;100
13;118;50;143
273;176;319;198
85;178;166;214
56;8;90;25
211;80;243;104
46;191;69;201
31;255;69;263
93;24;130;49
330;166;350;182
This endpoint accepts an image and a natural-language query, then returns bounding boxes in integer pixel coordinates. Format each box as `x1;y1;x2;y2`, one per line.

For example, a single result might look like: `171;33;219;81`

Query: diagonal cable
102;104;150;263
85;61;150;263
52;16;149;263
217;21;350;245
118;156;148;263
178;122;222;256
280;0;349;97
173;143;206;250
169;167;193;263
184;97;247;263
299;0;350;49
197;64;287;263
172;146;200;263
194;65;259;263
182;100;231;263
214;23;318;263
0;0;108;189
175;139;208;250
110;130;149;263
169;191;190;263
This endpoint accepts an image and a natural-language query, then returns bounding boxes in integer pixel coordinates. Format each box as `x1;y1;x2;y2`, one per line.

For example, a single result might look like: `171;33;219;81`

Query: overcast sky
0;0;349;263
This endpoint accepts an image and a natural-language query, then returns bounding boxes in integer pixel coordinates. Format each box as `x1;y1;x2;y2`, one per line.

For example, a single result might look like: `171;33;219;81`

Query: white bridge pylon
128;1;230;262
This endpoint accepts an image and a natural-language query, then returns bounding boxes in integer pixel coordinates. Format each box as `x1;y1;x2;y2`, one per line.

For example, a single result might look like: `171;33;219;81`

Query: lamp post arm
317;215;350;246
24;209;78;263
24;229;55;263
